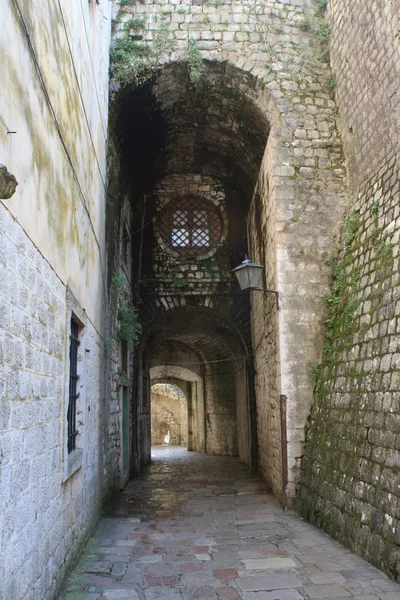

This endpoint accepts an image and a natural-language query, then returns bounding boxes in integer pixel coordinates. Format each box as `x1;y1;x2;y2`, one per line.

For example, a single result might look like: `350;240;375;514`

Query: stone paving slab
59;447;400;600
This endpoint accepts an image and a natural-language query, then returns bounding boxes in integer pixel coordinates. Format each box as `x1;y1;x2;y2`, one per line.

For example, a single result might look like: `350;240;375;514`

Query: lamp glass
247;264;263;289
232;258;264;290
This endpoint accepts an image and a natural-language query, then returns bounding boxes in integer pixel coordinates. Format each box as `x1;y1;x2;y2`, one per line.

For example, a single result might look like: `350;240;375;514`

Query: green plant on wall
172;277;189;289
118;306;142;351
112;271;126;297
244;1;286;58
313;207;394;397
295;1;331;65
124;16;147;31
313;212;362;396
187;38;205;84
110;14;175;88
110;270;142;351
197;257;218;278
314;0;328;15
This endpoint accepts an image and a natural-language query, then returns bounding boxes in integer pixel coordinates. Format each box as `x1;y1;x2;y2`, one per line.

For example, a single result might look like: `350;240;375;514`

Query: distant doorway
150;383;188;448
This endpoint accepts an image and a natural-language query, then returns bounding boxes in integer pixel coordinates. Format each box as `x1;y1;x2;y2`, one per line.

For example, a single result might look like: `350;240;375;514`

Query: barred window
158;197;222;259
67;317;80;454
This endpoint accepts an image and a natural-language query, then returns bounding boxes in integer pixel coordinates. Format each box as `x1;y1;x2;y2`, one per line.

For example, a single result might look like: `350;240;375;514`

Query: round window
157;197;223;260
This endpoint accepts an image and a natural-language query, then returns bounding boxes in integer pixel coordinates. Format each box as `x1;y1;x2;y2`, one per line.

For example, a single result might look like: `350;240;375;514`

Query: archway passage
150;383;188;447
109;60;270;478
143;305;255;463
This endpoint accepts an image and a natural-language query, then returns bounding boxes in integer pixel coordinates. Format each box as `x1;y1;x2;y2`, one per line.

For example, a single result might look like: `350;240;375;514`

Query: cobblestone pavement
59;447;400;600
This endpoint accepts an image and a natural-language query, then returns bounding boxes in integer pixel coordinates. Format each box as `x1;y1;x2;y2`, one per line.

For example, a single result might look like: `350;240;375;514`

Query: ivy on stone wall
311;207;394;398
110;12;175;89
187;38;205;84
118;306;142;351
111;271;142;351
313;211;362;395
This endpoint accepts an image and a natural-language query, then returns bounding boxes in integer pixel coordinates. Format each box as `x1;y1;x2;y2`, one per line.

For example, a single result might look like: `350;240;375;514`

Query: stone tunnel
1;0;399;597
108;56;347;505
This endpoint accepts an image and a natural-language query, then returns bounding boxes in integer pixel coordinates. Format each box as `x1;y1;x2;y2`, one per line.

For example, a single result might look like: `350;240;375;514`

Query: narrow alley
59;448;400;600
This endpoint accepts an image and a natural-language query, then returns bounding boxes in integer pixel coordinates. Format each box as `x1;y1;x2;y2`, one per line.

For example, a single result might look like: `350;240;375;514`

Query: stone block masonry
300;155;400;581
329;0;400;193
0;206;108;599
299;0;400;582
112;0;349;503
151;388;188;445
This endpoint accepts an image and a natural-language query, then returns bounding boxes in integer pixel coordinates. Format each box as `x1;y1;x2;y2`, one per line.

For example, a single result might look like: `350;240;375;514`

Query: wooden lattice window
158;197;222;259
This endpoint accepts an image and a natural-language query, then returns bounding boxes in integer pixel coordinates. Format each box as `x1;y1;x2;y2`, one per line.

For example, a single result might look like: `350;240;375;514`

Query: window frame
62;287;87;483
67;316;81;454
156;196;225;261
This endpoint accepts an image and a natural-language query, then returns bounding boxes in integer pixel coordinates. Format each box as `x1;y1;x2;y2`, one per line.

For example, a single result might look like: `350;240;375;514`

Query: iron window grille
67;317;80;454
158;197;223;260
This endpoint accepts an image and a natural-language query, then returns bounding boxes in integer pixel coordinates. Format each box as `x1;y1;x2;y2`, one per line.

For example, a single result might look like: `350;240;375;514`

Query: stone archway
151;365;205;453
109;53;348;505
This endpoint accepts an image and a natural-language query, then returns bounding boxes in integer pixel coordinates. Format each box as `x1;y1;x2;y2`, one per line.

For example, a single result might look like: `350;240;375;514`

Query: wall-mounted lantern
232;257;263;290
232;256;279;309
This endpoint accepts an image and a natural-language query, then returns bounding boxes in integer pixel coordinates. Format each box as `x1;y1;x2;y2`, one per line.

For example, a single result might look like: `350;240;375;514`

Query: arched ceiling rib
144;306;248;364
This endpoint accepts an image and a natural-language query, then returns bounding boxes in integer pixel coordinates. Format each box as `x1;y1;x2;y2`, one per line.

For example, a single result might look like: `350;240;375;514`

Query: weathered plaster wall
300;0;400;580
0;1;111;598
1;0;110;330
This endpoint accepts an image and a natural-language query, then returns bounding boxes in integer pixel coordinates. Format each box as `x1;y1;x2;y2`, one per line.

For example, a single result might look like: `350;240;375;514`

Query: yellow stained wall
0;0;111;330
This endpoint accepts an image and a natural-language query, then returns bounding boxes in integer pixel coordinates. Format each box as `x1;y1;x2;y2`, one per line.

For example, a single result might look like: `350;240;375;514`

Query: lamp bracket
251;288;279;310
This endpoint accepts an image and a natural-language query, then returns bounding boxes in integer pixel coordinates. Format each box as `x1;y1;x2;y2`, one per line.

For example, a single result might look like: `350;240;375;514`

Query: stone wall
300;0;400;580
111;0;349;501
329;0;399;193
300;156;400;580
204;362;238;456
0;1;111;598
107;196;136;488
248;142;282;498
151;387;188;445
0;209;106;599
